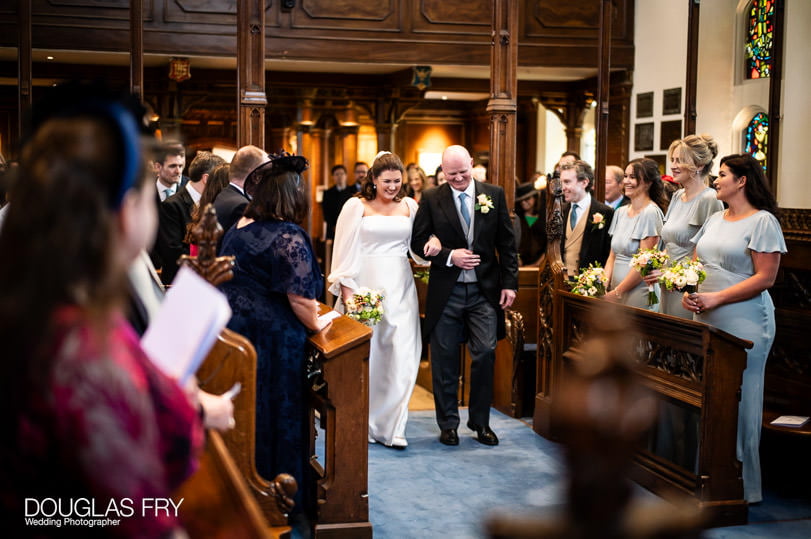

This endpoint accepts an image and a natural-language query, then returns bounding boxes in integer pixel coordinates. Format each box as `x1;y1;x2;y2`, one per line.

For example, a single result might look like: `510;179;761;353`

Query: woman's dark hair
243;153;309;223
360;152;406;201
719;153;778;215
186;163;230;243
0;111;150;408
627;157;668;212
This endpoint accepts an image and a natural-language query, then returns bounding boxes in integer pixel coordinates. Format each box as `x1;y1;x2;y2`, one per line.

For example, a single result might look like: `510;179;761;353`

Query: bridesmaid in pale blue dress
655;134;724;318
605;158;667;310
684;154;786;503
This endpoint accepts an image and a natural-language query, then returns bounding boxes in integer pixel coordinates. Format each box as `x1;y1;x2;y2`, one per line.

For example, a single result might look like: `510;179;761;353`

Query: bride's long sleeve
405;197;429;266
327;197;364;298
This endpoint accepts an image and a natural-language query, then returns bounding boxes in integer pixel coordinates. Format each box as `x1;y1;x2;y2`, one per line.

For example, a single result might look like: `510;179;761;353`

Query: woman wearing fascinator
329;151;440;449
219;151;330;520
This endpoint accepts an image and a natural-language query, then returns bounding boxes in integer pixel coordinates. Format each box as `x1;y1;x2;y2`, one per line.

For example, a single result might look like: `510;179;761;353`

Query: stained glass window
744;112;768;170
744;0;774;79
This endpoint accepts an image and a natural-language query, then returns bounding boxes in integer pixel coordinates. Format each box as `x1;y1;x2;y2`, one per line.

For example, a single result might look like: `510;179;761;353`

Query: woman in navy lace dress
219;153;330;516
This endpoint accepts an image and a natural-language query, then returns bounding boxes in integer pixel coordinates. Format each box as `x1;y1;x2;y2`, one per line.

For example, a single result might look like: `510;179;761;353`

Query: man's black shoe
467;421;499;446
439;428;459;446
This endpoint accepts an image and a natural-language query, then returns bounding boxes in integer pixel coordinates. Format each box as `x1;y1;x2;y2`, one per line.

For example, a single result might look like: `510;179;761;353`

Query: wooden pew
196;330;296;527
176;430;289;539
306;304;374;538
540;290;752;526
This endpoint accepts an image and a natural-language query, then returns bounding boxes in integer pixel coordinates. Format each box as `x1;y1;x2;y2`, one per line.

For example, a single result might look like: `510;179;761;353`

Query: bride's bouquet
630;248;670;306
344;287;384;327
659;259;707;294
570;263;608;298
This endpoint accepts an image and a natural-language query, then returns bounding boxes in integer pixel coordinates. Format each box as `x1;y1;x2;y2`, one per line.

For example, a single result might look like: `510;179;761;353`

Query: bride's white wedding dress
328;196;424;447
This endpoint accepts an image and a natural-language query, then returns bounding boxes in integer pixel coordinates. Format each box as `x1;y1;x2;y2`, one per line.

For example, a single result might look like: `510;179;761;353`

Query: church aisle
367;408;811;538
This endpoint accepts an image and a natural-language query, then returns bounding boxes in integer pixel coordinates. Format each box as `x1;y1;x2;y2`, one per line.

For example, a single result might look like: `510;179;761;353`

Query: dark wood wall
0;1;634;67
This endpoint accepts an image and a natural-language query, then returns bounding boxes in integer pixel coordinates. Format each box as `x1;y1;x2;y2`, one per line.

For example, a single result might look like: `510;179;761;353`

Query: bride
328;151;437;449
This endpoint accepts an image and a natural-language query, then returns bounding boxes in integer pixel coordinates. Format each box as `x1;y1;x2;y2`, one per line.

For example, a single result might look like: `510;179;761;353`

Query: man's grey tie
570;204;578;229
458;192;471;228
163;187;173;201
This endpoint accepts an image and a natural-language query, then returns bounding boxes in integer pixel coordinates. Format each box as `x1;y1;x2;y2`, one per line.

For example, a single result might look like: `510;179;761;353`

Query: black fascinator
244;149;309;198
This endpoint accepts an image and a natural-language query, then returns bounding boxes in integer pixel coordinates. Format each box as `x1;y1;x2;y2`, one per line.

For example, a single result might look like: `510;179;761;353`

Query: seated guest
0;86;204;537
155;150;225;285
683;154;786;503
604;158;667;310
514;181;546;266
213;144;268;237
219;151;331;523
185;162;231;256
559;161;614;277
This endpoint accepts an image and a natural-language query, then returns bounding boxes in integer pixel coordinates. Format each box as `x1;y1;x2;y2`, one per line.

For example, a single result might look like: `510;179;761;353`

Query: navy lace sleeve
268;224;322;299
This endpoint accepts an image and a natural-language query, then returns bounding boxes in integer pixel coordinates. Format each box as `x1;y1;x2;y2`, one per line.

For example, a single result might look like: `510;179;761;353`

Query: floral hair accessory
475;193;494;214
630;248;670;306
591;212;606;230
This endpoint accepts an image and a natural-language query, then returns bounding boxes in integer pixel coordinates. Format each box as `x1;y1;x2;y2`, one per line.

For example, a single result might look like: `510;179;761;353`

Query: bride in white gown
328;151;434;449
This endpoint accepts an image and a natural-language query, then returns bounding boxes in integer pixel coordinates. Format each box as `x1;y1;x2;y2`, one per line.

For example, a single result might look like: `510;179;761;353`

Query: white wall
776;0;811;207
629;0;689;163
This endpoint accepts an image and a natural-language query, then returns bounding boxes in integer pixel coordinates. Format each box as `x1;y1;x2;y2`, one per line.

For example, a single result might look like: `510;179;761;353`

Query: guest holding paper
644;134;723;318
0;84;204;537
328;151;430;449
219;151;330;519
683;154;786;503
604;158;667;310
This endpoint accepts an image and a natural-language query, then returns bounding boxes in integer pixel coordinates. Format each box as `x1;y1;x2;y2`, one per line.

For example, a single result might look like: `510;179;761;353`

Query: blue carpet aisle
367;409;811;538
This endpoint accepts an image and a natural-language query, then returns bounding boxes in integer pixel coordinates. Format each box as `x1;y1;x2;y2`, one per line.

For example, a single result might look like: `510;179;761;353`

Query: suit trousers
430;282;498;430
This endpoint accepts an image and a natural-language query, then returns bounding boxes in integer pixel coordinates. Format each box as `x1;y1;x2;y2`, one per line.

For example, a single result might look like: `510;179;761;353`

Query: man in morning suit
411;145;518;446
154;151;225;285
560;160;614;278
213;145;268;238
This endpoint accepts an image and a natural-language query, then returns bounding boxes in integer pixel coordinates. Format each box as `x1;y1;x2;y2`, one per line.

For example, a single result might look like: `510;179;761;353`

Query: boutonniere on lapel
590;212;606;230
475;194;494;214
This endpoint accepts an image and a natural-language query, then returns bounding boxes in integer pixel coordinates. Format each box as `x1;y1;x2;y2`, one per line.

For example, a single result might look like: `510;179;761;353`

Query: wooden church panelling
413;0;490;33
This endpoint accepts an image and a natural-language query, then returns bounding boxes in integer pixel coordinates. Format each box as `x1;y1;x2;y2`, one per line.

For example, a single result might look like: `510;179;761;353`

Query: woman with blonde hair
652;134;724;318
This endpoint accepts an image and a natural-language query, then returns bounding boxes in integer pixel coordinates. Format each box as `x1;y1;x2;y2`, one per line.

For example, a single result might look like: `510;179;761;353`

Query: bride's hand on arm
424;235;442;257
288;293;331;332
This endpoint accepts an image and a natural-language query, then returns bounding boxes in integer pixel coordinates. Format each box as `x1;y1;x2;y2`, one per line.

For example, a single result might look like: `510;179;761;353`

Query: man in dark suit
411;145;518;447
321;164;354;240
154;151;225;285
213;145;268;237
605;164;630;210
560;161;614;278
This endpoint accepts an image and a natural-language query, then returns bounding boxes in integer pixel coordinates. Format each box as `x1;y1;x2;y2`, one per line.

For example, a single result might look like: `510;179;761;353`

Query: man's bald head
230;145;269;187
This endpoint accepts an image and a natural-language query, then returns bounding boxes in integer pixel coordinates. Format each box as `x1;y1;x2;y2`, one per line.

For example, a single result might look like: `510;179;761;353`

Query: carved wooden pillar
129;0;144;99
487;0;519;209
17;0;31;141
298;124;316;237
309;128;325;239
376;123;396;153
595;0;614;203
337;126;359;171
237;0;266;149
541;93;592;159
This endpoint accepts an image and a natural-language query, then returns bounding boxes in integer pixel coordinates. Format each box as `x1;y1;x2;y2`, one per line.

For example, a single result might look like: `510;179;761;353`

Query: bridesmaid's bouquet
659;259;707;294
570;263;608;298
630;248;670;306
345;287;385;327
